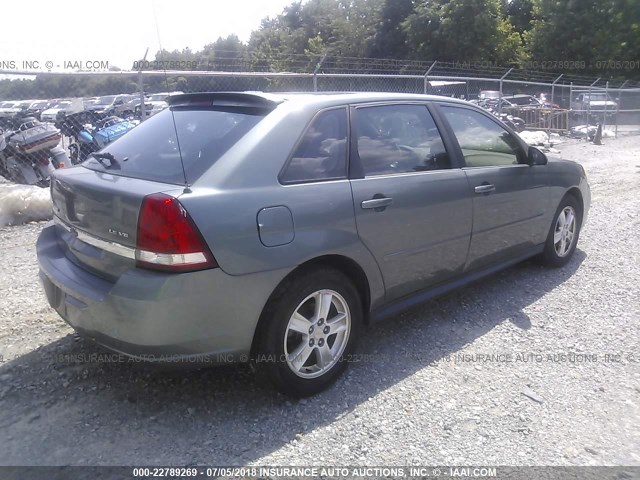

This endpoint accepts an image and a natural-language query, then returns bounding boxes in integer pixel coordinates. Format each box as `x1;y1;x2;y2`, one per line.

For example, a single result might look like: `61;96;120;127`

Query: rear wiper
89;152;121;169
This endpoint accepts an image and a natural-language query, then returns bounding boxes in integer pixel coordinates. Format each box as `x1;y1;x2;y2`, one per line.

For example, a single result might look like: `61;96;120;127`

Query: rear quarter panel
180;103;386;308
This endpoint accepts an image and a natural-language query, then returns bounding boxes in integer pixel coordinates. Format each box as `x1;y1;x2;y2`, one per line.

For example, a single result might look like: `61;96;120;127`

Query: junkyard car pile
469;89;619;132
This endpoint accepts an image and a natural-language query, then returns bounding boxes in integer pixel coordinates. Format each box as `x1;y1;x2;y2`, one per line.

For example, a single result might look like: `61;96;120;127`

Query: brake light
136;193;217;272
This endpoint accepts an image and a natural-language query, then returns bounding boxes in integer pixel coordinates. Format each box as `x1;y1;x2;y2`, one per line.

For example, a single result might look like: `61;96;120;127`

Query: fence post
550;74;563;134
137;48;148;123
313;54;327;93
424;61;437;94
603;81;609;132
551;74;563;105
138;71;145;122
498;68;513;114
570;82;573;116
615;80;627;138
587;78;600;140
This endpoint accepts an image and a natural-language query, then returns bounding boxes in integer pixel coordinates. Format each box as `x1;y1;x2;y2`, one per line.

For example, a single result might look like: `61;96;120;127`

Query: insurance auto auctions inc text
254;466;497;478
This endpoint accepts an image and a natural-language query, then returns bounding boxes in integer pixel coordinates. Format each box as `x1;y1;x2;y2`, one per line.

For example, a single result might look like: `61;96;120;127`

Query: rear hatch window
82;106;268;184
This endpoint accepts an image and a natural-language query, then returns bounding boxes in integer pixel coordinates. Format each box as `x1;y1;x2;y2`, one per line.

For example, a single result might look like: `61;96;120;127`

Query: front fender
546;158;591;224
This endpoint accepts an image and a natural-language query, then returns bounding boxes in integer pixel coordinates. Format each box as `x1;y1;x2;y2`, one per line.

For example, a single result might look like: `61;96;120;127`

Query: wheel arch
565;187;584;215
250;254;372;357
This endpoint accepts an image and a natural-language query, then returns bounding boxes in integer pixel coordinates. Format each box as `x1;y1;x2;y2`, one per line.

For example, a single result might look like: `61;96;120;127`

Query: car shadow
0;251;586;466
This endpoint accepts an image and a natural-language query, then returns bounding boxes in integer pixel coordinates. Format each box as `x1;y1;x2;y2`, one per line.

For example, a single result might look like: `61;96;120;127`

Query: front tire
539;195;582;267
254;268;362;397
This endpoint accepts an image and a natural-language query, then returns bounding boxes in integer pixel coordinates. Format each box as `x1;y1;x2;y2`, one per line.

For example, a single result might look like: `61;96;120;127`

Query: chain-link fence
421;75;640;136
1;64;639;136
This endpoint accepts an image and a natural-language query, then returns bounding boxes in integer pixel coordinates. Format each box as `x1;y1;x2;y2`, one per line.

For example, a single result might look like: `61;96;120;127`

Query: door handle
474;184;496;194
361;197;393;210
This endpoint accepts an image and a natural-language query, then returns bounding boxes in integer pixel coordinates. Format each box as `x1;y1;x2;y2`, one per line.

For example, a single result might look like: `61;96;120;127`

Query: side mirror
528;146;548;166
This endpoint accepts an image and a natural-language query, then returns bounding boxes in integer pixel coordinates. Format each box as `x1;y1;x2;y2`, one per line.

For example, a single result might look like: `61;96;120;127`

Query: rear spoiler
167;92;285;110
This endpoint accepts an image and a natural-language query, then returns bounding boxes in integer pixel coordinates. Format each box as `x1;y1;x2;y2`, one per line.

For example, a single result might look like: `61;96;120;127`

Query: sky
0;0;294;73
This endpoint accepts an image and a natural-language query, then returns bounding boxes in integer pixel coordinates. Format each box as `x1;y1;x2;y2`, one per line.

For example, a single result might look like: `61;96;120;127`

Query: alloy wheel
284;289;351;379
554;206;577;257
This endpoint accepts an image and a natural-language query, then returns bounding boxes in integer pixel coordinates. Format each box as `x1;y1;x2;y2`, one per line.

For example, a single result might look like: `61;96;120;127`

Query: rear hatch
51;93;279;279
51;169;183;280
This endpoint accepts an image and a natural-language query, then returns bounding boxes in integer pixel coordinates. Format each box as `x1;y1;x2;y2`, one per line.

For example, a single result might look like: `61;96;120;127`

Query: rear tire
254;268;362;397
538;195;582;268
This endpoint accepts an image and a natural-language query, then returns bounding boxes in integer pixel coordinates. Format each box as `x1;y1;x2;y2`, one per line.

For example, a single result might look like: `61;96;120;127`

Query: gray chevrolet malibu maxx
37;92;590;396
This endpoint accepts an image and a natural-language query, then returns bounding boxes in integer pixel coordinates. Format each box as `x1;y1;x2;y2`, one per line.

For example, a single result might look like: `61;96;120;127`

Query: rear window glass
82;106;267;184
280;108;348;184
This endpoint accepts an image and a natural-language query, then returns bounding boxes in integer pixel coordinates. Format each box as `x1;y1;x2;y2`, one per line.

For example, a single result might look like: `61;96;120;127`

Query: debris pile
0;176;52;226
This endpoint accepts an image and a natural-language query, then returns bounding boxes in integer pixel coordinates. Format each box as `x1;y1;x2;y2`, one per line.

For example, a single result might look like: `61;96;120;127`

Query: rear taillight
136;193;217;272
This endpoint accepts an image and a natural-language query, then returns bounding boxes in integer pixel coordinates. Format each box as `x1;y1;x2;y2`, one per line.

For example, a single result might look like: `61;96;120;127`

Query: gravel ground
0;134;639;467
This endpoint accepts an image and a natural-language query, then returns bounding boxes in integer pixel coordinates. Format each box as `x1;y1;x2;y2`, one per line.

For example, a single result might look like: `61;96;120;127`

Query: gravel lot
0;134;639;467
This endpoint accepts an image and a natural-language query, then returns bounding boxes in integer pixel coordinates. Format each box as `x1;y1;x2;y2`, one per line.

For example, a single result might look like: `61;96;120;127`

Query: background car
119;96;143;117
536;93;560;109
571;92;618;120
137;91;184;118
26;100;54;119
86;94;137;118
0;100;35;128
83;97;99;109
40;100;81;123
478;90;501;101
15;100;35;111
501;94;544;107
37;92;590;397
0;100;27;115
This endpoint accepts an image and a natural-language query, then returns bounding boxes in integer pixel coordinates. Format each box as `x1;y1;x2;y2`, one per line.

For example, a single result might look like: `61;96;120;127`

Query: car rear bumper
37;222;288;364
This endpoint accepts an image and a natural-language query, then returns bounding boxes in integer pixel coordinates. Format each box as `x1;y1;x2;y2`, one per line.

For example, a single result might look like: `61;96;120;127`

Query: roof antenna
152;0;191;194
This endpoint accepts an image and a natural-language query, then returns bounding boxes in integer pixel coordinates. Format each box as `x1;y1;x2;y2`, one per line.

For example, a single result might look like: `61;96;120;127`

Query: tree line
1;0;638;99
144;0;640;75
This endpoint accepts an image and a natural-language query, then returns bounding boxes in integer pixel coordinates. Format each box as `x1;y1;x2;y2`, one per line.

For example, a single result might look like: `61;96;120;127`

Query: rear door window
355;104;451;176
280;108;348;184
82;106;267;184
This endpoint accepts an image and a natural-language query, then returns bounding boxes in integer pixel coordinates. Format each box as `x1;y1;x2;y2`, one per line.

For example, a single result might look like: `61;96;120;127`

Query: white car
0;101;23;119
571;93;618;118
139;91;184;118
27;100;54;118
40;99;83;123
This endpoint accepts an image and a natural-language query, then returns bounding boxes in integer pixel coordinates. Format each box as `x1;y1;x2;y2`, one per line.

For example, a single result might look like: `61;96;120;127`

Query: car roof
503;94;534;99
168;91;471;111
